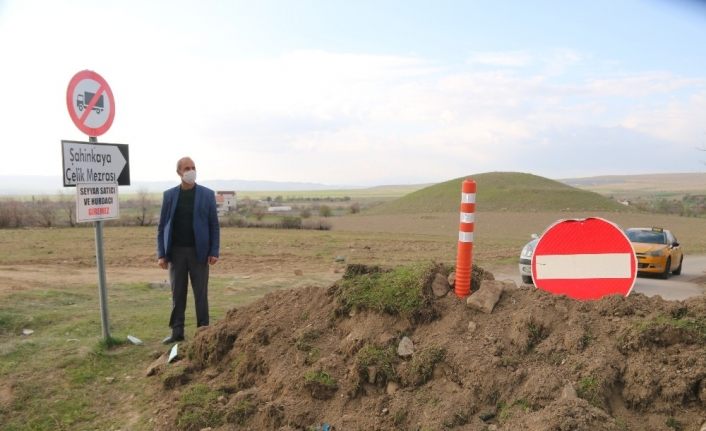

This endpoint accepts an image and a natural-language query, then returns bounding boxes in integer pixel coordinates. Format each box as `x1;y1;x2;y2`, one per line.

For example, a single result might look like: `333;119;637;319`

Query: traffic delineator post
455;179;476;297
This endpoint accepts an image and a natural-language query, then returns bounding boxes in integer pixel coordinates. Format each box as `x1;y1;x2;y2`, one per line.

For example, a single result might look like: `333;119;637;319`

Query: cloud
512;125;696;178
467;51;532;67
621;90;706;144
587;73;704;98
542;48;583;76
1;0;704;189
125;50;706;183
465;49;583;76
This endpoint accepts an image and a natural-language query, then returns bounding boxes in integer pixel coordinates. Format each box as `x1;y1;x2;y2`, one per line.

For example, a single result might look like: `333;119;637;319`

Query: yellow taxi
624;227;683;279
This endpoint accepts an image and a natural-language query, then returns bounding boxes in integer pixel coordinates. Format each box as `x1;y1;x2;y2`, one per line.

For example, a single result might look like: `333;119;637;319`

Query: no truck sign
531;217;637;300
66;70;115;137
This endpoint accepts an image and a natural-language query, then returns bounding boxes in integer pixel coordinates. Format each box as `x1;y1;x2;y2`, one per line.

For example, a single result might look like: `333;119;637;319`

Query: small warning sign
76;182;120;223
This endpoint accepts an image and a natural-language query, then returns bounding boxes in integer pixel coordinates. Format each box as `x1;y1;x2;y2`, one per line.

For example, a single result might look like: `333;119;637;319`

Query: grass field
0;226;354;430
564;172;706;199
333;210;706;257
1;183;425;204
2;205;706;429
234;183;428;200
367;172;628;214
0;221;462;430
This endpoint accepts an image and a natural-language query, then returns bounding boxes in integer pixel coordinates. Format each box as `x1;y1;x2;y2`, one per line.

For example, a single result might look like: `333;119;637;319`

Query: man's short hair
176;157;193;173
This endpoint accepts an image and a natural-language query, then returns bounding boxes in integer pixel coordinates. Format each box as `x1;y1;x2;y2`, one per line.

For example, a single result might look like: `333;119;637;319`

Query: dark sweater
171;187;195;247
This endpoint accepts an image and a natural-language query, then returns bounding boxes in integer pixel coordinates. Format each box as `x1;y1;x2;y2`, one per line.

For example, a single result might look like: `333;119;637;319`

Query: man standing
157;157;220;344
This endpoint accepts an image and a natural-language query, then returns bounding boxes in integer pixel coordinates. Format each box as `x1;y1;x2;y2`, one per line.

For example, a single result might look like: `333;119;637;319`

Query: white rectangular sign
535;253;633;279
76;182;120;223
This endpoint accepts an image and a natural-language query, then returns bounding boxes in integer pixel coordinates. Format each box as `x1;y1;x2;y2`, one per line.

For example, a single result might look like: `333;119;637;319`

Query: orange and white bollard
455;179;476;297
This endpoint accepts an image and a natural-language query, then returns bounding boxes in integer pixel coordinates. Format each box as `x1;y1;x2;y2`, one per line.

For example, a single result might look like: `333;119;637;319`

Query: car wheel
521;275;533;285
661;257;671;279
672;256;683;275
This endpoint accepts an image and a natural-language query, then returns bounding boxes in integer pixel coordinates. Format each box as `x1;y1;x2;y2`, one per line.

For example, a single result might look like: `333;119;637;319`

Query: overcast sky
1;0;705;187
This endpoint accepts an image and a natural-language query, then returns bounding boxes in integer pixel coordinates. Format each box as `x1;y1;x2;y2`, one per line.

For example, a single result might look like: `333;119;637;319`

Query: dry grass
1;209;705;430
565;173;706;198
332;210;706;256
366;172;628;214
2;209;703;273
0;226;456;275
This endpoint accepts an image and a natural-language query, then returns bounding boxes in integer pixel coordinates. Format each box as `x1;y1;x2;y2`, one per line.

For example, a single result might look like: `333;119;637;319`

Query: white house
216;191;237;216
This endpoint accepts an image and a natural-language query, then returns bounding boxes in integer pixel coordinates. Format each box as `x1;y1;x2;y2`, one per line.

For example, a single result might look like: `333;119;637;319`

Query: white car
518;234;539;284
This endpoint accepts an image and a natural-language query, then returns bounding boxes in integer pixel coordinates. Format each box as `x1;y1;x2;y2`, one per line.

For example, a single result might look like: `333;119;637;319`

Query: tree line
0;191;360;229
0;189;156;228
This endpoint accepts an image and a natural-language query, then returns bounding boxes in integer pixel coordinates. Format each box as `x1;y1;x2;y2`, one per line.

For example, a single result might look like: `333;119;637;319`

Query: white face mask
182;170;196;185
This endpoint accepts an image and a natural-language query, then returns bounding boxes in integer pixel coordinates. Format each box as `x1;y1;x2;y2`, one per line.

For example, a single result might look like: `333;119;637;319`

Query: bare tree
0;199;15;228
135;188;155;226
319;205;332;217
57;190;76;227
35;197;57;227
252;206;266;221
13;200;30;227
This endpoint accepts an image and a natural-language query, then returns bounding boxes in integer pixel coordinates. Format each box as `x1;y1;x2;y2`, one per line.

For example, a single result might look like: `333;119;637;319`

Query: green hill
366;172;629;214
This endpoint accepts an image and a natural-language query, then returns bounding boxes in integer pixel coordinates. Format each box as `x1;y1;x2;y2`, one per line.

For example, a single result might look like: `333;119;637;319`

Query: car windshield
626;230;666;245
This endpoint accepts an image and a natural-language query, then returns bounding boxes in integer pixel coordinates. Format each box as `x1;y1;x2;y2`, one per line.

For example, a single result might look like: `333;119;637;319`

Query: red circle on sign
531;217;636;300
66;70;115;137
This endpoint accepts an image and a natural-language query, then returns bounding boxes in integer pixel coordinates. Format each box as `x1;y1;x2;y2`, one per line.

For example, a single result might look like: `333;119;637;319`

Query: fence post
455;179;476;297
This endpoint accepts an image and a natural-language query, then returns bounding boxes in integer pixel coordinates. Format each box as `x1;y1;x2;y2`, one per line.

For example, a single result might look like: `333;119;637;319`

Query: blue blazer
157;184;220;263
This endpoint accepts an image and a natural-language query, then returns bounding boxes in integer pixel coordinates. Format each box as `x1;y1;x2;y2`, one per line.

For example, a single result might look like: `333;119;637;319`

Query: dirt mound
148;263;706;431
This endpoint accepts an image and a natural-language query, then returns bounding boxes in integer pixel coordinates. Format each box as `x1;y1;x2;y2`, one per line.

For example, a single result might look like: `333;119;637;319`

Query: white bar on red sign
458;232;474;243
535;253;632;279
460;212;475;223
461;193;476;203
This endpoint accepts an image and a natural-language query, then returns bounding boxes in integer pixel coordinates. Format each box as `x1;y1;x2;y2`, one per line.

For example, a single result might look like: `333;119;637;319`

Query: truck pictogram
77;92;104;114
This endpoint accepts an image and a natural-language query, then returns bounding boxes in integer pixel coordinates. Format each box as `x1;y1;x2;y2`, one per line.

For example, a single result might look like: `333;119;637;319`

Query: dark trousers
168;246;209;336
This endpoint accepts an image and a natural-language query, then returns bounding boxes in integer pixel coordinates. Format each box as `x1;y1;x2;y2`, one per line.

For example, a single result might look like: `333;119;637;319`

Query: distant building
267;206;292;213
216;191;237;216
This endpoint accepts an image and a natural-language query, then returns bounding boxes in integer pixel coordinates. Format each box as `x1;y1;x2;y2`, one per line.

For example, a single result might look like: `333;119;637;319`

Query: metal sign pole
89;136;111;340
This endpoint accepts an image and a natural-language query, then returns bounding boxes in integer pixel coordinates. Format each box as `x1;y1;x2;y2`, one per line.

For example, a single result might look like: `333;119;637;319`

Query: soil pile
148;263;706;431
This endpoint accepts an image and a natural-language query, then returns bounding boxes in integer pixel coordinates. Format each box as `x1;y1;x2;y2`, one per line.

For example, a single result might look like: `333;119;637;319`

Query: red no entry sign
66;70;115;137
531;217;636;300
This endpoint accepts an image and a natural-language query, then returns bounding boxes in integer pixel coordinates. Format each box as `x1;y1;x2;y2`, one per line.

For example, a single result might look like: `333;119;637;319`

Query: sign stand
63;70;126;343
90;135;111;340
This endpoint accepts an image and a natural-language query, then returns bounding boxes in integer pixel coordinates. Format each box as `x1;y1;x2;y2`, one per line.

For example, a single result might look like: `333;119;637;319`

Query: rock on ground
466;279;515;313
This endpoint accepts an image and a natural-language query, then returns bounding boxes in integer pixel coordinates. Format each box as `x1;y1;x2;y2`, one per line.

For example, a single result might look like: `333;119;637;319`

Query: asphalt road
498;255;706;301
630;254;706;300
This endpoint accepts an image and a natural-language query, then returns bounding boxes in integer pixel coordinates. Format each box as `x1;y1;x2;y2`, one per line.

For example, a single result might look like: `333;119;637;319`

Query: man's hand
208;256;219;265
158;257;168;270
